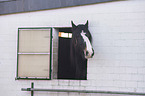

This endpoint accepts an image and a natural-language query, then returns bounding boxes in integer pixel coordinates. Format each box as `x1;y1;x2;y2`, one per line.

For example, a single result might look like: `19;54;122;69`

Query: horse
70;21;94;80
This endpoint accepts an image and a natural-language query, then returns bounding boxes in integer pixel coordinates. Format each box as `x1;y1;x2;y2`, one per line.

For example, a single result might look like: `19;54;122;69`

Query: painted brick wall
0;0;145;96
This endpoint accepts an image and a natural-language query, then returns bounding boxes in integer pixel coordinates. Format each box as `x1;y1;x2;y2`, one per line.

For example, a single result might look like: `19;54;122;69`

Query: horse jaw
81;31;94;59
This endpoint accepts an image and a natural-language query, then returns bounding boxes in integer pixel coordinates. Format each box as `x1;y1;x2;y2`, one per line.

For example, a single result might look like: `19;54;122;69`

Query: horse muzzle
85;48;94;59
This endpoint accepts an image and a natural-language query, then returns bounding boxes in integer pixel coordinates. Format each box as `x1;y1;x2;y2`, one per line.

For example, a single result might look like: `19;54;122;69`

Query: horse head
71;21;94;59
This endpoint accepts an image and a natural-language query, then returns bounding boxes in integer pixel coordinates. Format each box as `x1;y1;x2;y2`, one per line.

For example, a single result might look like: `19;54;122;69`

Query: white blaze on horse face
81;31;93;59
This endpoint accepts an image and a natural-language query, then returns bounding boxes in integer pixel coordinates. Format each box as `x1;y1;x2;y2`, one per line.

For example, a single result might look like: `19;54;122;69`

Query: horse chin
85;55;93;59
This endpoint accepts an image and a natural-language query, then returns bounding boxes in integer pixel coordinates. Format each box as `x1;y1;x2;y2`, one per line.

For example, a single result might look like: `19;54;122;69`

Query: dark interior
58;28;73;79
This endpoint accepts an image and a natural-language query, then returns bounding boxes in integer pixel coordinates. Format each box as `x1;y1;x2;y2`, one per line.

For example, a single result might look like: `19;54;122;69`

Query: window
59;32;72;38
57;28;88;80
57;28;73;79
16;27;87;80
16;28;52;80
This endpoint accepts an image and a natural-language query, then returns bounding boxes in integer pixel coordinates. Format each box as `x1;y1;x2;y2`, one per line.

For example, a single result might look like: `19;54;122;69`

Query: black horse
70;21;94;80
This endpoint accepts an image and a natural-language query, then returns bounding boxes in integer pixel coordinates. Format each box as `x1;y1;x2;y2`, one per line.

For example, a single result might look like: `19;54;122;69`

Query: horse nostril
86;51;89;56
91;52;94;57
92;48;94;57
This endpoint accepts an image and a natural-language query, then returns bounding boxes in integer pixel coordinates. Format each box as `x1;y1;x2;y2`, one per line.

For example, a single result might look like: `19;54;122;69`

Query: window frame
16;27;53;80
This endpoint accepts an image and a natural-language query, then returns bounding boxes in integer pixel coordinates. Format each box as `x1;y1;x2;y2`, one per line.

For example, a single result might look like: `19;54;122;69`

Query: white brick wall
0;0;145;96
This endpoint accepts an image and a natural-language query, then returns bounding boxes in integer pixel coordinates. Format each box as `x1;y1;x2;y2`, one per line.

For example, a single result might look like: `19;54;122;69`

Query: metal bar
18;53;50;55
31;82;34;96
16;77;50;80
16;28;20;78
18;28;52;30
49;28;53;80
22;83;145;96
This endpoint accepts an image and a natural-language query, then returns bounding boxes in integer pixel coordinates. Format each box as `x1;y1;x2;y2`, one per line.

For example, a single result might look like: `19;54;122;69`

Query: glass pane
19;29;51;53
18;55;50;78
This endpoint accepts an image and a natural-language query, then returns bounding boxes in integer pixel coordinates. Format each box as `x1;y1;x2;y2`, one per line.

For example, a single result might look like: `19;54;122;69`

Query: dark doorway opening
57;28;73;79
57;28;87;80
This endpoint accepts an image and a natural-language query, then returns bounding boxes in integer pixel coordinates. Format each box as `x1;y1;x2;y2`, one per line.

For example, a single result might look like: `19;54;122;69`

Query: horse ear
85;20;88;27
71;21;77;29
